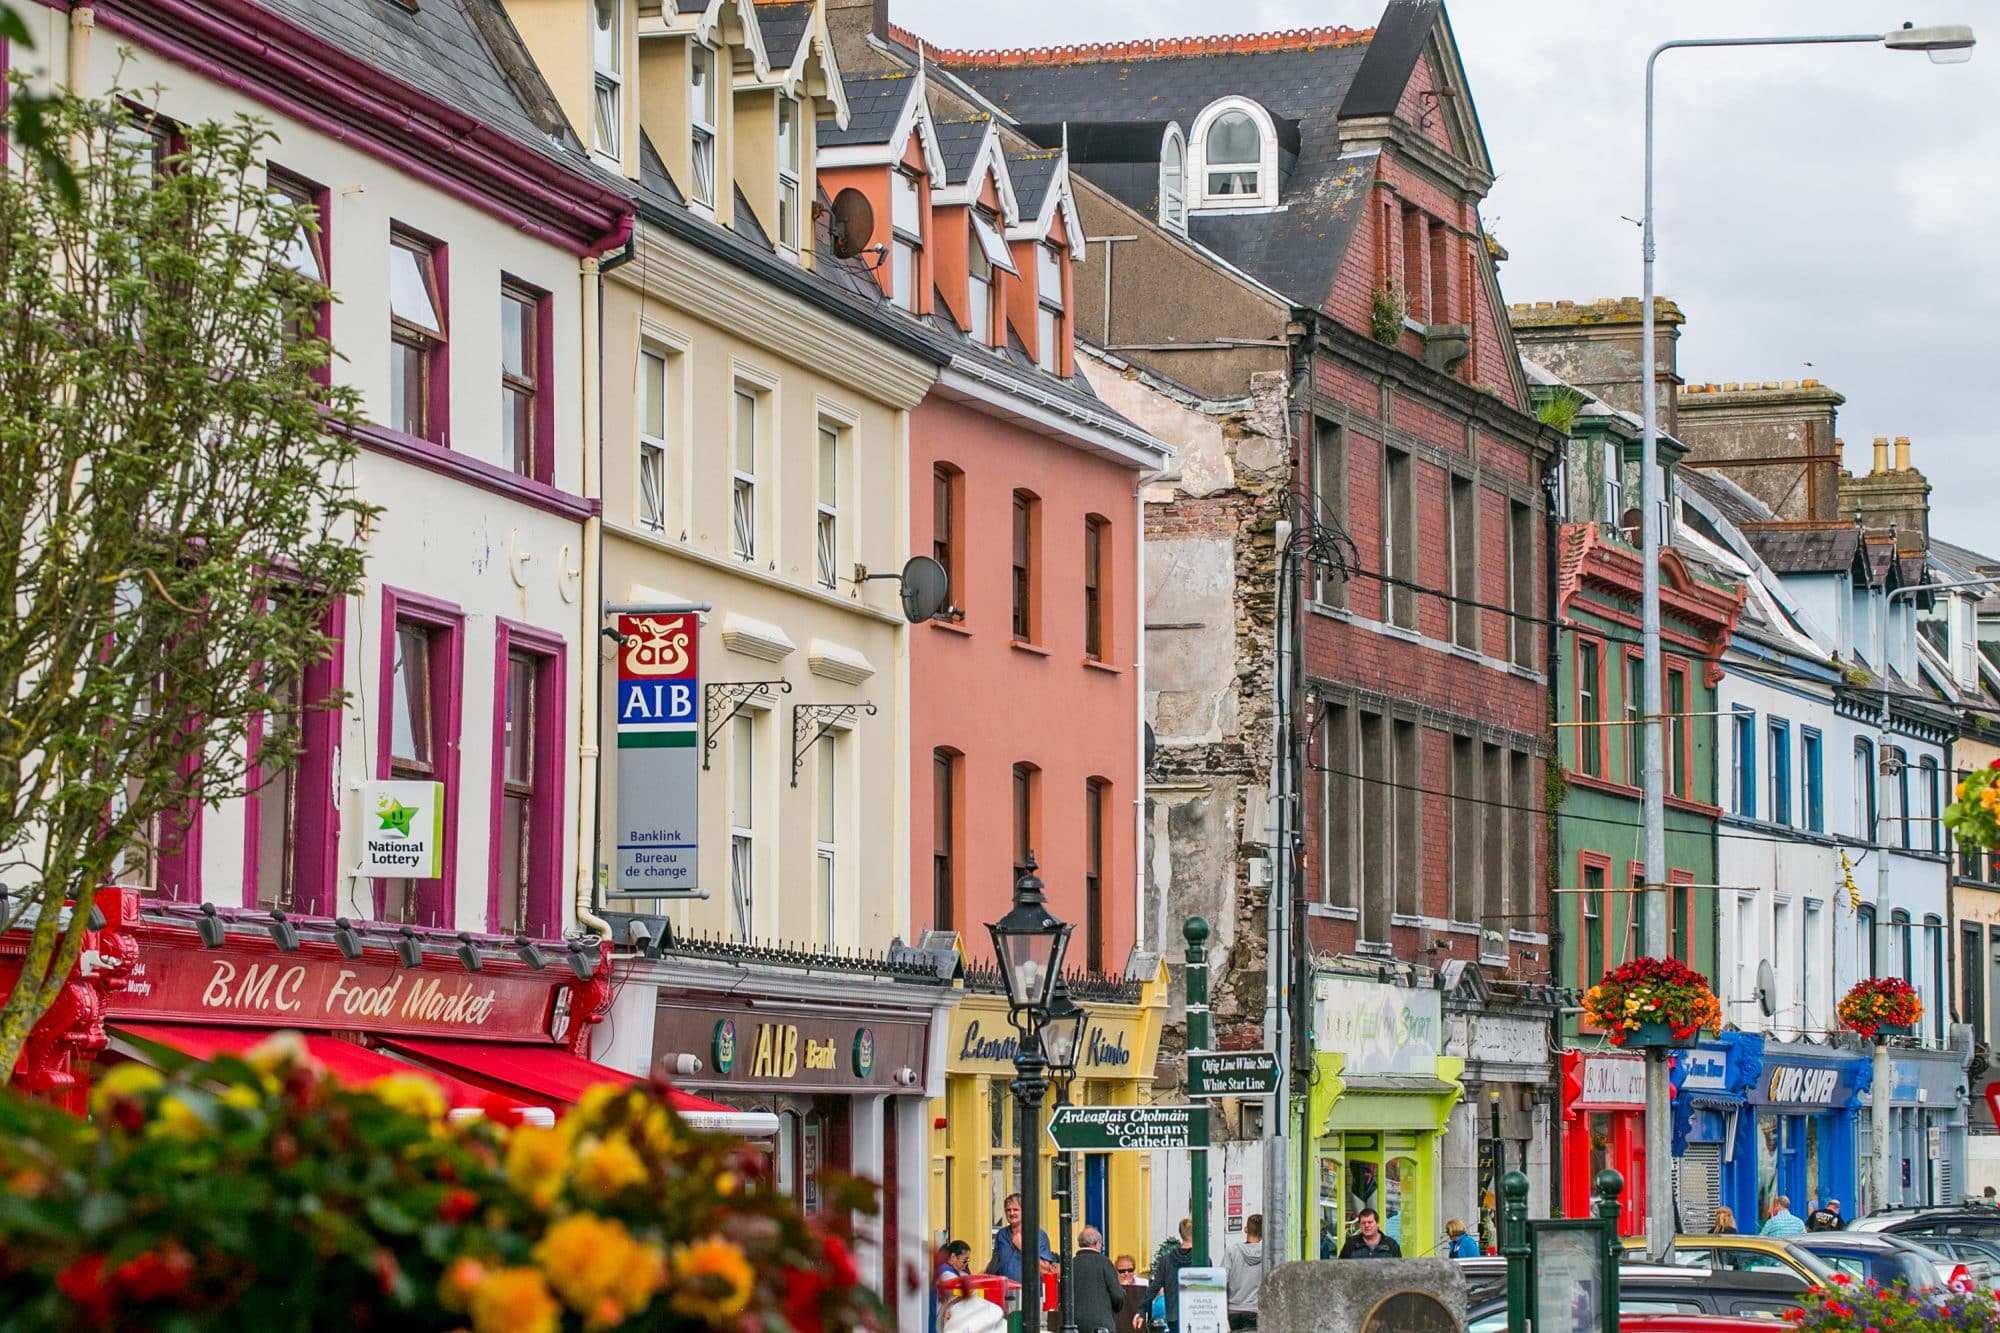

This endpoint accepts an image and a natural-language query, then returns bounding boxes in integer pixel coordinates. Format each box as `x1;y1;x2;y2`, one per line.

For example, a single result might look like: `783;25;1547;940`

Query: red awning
381;1036;779;1137
110;1022;538;1117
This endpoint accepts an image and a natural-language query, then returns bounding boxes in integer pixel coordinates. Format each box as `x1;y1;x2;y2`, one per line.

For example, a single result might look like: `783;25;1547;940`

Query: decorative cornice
719;613;796;663
806;638;875;685
80;0;632;256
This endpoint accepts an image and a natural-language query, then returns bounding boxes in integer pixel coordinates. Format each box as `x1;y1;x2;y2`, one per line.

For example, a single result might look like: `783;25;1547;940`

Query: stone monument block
1262;1258;1467;1332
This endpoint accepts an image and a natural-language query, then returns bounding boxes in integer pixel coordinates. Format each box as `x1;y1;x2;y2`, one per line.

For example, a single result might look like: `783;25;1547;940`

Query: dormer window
967;211;1012;347
591;0;621;160
1205;113;1258;196
689;41;718;209
890;170;922;313
1190;97;1279;211
777;96;802;252
1035;243;1063;374
1159;124;1186;232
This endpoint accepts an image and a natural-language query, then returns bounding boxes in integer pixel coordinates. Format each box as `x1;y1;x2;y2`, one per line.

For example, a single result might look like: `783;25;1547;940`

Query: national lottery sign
612;613;699;895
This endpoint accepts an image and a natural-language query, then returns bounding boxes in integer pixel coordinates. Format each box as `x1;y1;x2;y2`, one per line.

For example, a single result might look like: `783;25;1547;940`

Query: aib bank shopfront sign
613;613;699;895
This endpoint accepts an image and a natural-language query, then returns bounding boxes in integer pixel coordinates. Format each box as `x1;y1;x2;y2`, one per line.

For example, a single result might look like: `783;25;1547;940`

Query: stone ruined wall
1084;353;1293;1121
1676;380;1846;522
1507;297;1685;433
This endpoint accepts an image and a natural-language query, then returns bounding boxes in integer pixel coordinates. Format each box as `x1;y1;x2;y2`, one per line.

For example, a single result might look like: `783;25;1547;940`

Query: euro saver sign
612;613;699;895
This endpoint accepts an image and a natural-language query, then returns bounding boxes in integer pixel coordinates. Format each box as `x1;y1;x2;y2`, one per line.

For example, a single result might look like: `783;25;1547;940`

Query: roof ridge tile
898;23;1373;68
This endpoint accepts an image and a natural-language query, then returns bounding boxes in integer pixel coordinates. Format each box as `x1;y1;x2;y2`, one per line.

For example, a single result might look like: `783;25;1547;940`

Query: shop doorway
1317;1133;1427;1256
1084;1154;1109;1246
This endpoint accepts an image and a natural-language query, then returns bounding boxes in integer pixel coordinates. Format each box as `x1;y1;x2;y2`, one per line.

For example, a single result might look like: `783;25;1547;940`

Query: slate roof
731;186;772;249
933;114;992;186
1678;466;1775;532
754;2;814;71
937;30;1387;305
1741;525;1863;576
676;0;708;14
820;70;916;147
1005;148;1061;220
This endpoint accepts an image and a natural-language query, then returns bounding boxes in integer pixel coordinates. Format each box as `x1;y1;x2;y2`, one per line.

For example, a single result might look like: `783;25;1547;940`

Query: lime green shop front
1303;974;1463;1261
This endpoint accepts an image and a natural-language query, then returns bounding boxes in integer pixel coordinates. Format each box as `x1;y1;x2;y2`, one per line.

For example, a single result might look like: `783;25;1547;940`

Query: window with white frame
1035;243;1063;373
815;420;840;589
815;734;837;945
1160;124;1187;232
729;713;754;940
731;385;757;559
592;0;621;159
968;211;1011;345
689;41;718;208
777;95;803;252
1204;111;1260;197
638;347;669;532
891;171;922;312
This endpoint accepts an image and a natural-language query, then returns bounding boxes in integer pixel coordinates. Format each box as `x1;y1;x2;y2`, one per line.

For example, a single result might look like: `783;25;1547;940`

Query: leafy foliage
1582;955;1721;1045
1369;284;1406;346
1942;758;2000;851
0;87;370;1078
1788;1274;2000;1331
0;1039;883;1330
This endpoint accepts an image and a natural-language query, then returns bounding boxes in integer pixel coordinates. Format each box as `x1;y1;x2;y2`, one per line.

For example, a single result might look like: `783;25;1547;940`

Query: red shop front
1561;1049;1648;1233
100;913;765;1132
1;887;142;1114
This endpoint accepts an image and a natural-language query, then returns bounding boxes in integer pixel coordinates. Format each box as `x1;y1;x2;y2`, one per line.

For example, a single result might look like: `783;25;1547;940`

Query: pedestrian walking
1805;1198;1845;1231
1759;1195;1806;1238
1338;1208;1403;1259
1223;1213;1263;1330
1144;1218;1195;1333
1712;1205;1738;1235
1070;1226;1127;1333
1445;1218;1479;1259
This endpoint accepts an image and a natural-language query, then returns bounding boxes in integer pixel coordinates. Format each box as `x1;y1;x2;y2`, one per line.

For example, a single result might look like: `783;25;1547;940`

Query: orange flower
670;1235;757;1325
505;1125;568;1208
467;1266;560;1333
534;1213;666;1324
573;1132;649;1198
439;1257;489;1313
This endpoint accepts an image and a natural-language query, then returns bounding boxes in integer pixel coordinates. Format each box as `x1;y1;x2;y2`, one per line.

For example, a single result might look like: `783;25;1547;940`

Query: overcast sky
894;0;1996;548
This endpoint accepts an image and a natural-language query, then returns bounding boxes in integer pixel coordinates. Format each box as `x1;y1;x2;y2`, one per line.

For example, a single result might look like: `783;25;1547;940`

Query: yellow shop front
931;963;1167;1269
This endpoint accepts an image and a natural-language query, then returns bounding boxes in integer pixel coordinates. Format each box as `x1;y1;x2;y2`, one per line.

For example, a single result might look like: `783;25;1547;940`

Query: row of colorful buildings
4;0;1997;1310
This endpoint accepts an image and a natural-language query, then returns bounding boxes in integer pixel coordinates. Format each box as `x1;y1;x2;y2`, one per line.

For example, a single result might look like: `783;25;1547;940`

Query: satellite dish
898;555;950;623
829;188;875;260
1145;722;1157;770
1755;958;1778;1018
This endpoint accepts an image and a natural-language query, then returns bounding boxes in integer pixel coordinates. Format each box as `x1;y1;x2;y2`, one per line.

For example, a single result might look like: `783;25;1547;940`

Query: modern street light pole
992;855;1073;1332
1637;21;1972;1257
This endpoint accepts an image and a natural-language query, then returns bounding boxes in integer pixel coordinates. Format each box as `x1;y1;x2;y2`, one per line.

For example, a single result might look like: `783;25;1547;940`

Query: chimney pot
1556;299;1575;308
1894;436;1911;472
1871;437;1890;475
1782;380;1798;390
1802;378;1819;388
1723;382;1739;391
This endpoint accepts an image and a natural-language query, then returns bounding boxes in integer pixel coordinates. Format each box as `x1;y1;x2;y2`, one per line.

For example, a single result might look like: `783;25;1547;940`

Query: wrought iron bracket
791;701;878;787
703;680;790;770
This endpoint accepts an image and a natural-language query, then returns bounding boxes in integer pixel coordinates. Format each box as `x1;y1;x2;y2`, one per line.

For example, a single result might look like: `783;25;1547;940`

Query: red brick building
937;0;1564;1241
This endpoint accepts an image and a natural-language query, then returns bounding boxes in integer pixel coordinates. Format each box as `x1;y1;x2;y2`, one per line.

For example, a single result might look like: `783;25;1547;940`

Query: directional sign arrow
1046;1104;1211;1152
1186;1050;1282;1099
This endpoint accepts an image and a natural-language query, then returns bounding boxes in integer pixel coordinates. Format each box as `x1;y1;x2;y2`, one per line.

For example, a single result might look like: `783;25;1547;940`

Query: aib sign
612;613;699;895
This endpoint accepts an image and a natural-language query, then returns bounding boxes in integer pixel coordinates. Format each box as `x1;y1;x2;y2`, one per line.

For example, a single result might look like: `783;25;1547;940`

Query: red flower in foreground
437;1188;480;1224
823;1235;860;1288
784;1266;830;1333
111;1244;194;1303
56;1253;113;1321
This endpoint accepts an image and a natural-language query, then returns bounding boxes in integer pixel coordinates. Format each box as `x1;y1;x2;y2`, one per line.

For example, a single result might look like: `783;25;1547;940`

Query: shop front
1747;1044;1865;1221
934;962;1166;1269
1670;1034;1762;1233
1308;972;1462;1261
1560;1050;1646;1235
3;887;141;1114
590;943;956;1333
1869;1052;1971;1209
1445;987;1556;1248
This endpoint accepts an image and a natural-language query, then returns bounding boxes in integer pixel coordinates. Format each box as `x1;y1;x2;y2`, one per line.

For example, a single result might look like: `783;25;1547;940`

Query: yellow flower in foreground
368;1072;449;1123
639;1104;677;1156
534;1214;666;1324
574;1132;650;1198
149;1094;207;1143
572;1082;628;1127
467;1267;560;1333
90;1062;163;1116
670;1235;756;1326
506;1125;569;1208
244;1030;314;1074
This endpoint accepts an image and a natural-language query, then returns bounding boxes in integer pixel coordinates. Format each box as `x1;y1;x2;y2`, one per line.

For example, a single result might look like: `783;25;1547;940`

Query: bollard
1595;1169;1624;1333
1502;1171;1530;1333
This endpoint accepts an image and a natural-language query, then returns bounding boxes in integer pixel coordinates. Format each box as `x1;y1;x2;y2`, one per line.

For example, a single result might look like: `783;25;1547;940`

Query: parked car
1915;1233;2000;1289
1853;1208;2000;1244
1465;1273;1811;1330
1620;1235;1837;1287
1791;1231;1957;1290
1619;1321;1800;1332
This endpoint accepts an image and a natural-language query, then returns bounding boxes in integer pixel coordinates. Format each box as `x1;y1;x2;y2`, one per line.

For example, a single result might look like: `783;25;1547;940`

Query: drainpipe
69;6;94;90
1541;451;1566;1213
571;249;613;943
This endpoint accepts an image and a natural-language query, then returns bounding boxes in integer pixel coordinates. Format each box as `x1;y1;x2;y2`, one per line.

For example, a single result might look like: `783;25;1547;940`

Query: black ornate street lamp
990;853;1070;1331
1043;979;1089;1333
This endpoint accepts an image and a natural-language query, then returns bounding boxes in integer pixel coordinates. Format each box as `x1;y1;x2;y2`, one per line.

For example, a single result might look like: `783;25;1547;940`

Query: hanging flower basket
1582;956;1721;1048
1943;759;2000;850
0;1034;885;1331
1839;976;1923;1041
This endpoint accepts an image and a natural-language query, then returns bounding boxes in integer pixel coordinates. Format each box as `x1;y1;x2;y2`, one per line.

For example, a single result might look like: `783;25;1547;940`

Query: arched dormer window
1159;123;1186;232
1188;96;1279;211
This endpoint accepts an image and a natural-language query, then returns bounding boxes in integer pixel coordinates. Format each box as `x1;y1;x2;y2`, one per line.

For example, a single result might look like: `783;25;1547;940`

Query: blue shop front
1671;1035;1761;1232
1748;1043;1867;1222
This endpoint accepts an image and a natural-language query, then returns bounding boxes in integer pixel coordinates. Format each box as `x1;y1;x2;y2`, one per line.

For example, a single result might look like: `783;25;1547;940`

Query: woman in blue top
1445;1218;1479;1258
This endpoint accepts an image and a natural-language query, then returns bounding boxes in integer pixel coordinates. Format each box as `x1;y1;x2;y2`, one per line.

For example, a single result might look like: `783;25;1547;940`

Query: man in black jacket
1338;1209;1402;1259
1070;1226;1128;1333
1145;1218;1195;1333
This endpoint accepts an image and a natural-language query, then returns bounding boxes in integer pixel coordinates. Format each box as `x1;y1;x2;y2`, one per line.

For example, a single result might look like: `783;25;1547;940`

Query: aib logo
622;615;694;676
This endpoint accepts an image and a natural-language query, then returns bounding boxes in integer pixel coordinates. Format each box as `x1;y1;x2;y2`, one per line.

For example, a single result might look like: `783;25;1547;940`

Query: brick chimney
1839;435;1932;553
1506;296;1685;433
